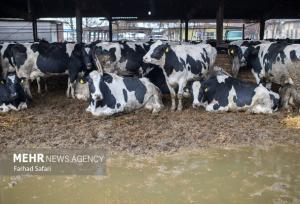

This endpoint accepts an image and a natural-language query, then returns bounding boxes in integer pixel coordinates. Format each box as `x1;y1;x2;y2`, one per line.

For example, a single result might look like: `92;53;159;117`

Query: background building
0;19;63;42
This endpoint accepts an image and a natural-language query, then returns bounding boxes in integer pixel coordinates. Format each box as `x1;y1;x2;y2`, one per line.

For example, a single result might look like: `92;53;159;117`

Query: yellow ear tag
230;49;234;54
80;79;85;84
21;79;24;84
204;88;208;92
0;80;4;84
165;48;169;53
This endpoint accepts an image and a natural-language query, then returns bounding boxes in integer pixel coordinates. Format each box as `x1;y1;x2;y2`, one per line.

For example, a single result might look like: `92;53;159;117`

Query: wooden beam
216;0;224;46
184;19;189;42
75;3;82;43
259;18;265;40
108;18;113;42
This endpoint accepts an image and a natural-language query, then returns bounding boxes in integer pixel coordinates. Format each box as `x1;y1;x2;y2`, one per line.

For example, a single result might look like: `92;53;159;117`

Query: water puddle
1;146;300;203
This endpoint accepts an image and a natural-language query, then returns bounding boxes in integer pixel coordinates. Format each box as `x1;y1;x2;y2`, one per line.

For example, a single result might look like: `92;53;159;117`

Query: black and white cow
189;73;280;114
227;40;270;77
4;41;93;98
0;42;16;78
0;72;28;112
92;40;169;94
92;41;152;75
84;70;163;116
243;42;300;86
143;40;217;111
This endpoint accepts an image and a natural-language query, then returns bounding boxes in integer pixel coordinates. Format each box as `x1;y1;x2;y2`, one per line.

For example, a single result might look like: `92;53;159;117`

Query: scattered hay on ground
282;116;300;129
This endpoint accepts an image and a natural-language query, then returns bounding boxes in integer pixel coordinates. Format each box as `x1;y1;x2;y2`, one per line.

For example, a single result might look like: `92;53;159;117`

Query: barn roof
1;0;300;20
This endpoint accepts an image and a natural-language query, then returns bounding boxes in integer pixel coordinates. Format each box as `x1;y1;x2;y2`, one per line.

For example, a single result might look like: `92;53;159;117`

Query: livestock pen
1;0;300;203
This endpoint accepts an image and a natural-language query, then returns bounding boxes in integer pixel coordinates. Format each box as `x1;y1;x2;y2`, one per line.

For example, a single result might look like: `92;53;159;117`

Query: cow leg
251;69;261;84
66;78;71;98
165;81;176;111
37;77;41;94
170;88;176;111
44;79;48;92
24;79;32;98
177;81;187;111
70;81;76;99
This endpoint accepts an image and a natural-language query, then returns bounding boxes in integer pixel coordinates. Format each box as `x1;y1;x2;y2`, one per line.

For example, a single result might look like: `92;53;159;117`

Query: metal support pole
259;18;265;40
75;3;82;43
32;19;38;41
216;0;224;46
109;18;113;42
179;19;183;42
242;24;245;40
184;19;189;42
27;0;38;41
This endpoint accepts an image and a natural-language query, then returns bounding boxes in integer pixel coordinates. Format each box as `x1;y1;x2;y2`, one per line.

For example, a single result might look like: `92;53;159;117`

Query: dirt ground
0;54;299;155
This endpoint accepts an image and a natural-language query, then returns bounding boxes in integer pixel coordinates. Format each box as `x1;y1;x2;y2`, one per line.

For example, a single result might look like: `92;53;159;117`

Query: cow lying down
85;71;163;116
189;73;280;114
0;73;28;112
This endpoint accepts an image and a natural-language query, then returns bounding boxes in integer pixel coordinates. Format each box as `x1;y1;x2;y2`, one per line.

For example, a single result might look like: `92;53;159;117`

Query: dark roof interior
1;0;300;20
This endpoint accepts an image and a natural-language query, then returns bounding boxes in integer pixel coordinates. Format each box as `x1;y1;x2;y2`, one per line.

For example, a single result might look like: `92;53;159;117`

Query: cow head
5;72;23;100
86;70;103;102
72;43;93;70
143;40;169;67
187;80;206;108
93;43;118;72
243;46;259;63
228;45;247;77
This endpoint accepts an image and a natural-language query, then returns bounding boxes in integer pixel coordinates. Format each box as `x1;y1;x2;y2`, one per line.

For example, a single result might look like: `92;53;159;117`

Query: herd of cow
0;38;299;116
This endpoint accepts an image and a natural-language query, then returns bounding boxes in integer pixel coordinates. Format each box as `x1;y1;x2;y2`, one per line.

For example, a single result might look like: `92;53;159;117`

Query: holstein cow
143;40;217;111
84;70;163;116
4;41;93;98
0;72;28;112
0;42;16;78
243;42;300;86
93;41;152;75
227;40;270;77
189;73;280;114
92;40;170;94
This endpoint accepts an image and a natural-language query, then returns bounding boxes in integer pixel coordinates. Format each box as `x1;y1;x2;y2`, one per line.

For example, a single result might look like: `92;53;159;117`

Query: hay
0;115;27;130
282;116;300;129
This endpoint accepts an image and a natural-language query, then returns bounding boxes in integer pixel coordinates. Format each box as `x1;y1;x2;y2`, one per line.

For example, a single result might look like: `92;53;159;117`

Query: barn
1;0;300;203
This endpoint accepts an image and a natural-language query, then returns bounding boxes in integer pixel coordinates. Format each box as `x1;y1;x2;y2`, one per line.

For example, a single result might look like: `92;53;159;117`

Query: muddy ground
0;55;299;155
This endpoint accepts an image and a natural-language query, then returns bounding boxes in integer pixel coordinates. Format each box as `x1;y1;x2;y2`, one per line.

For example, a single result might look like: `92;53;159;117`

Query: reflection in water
1;146;300;204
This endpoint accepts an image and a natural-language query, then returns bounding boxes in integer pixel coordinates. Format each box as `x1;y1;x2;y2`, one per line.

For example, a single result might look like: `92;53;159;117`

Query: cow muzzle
192;101;201;108
10;92;18;100
143;56;151;63
93;94;103;101
86;63;92;70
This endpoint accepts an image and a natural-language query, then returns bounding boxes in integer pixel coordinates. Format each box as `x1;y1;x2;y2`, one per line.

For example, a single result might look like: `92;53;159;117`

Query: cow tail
91;46;104;74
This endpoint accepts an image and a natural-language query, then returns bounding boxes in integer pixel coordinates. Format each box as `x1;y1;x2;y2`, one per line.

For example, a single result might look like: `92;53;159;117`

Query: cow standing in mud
189;72;280;114
143;40;217;111
84;70;163;116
